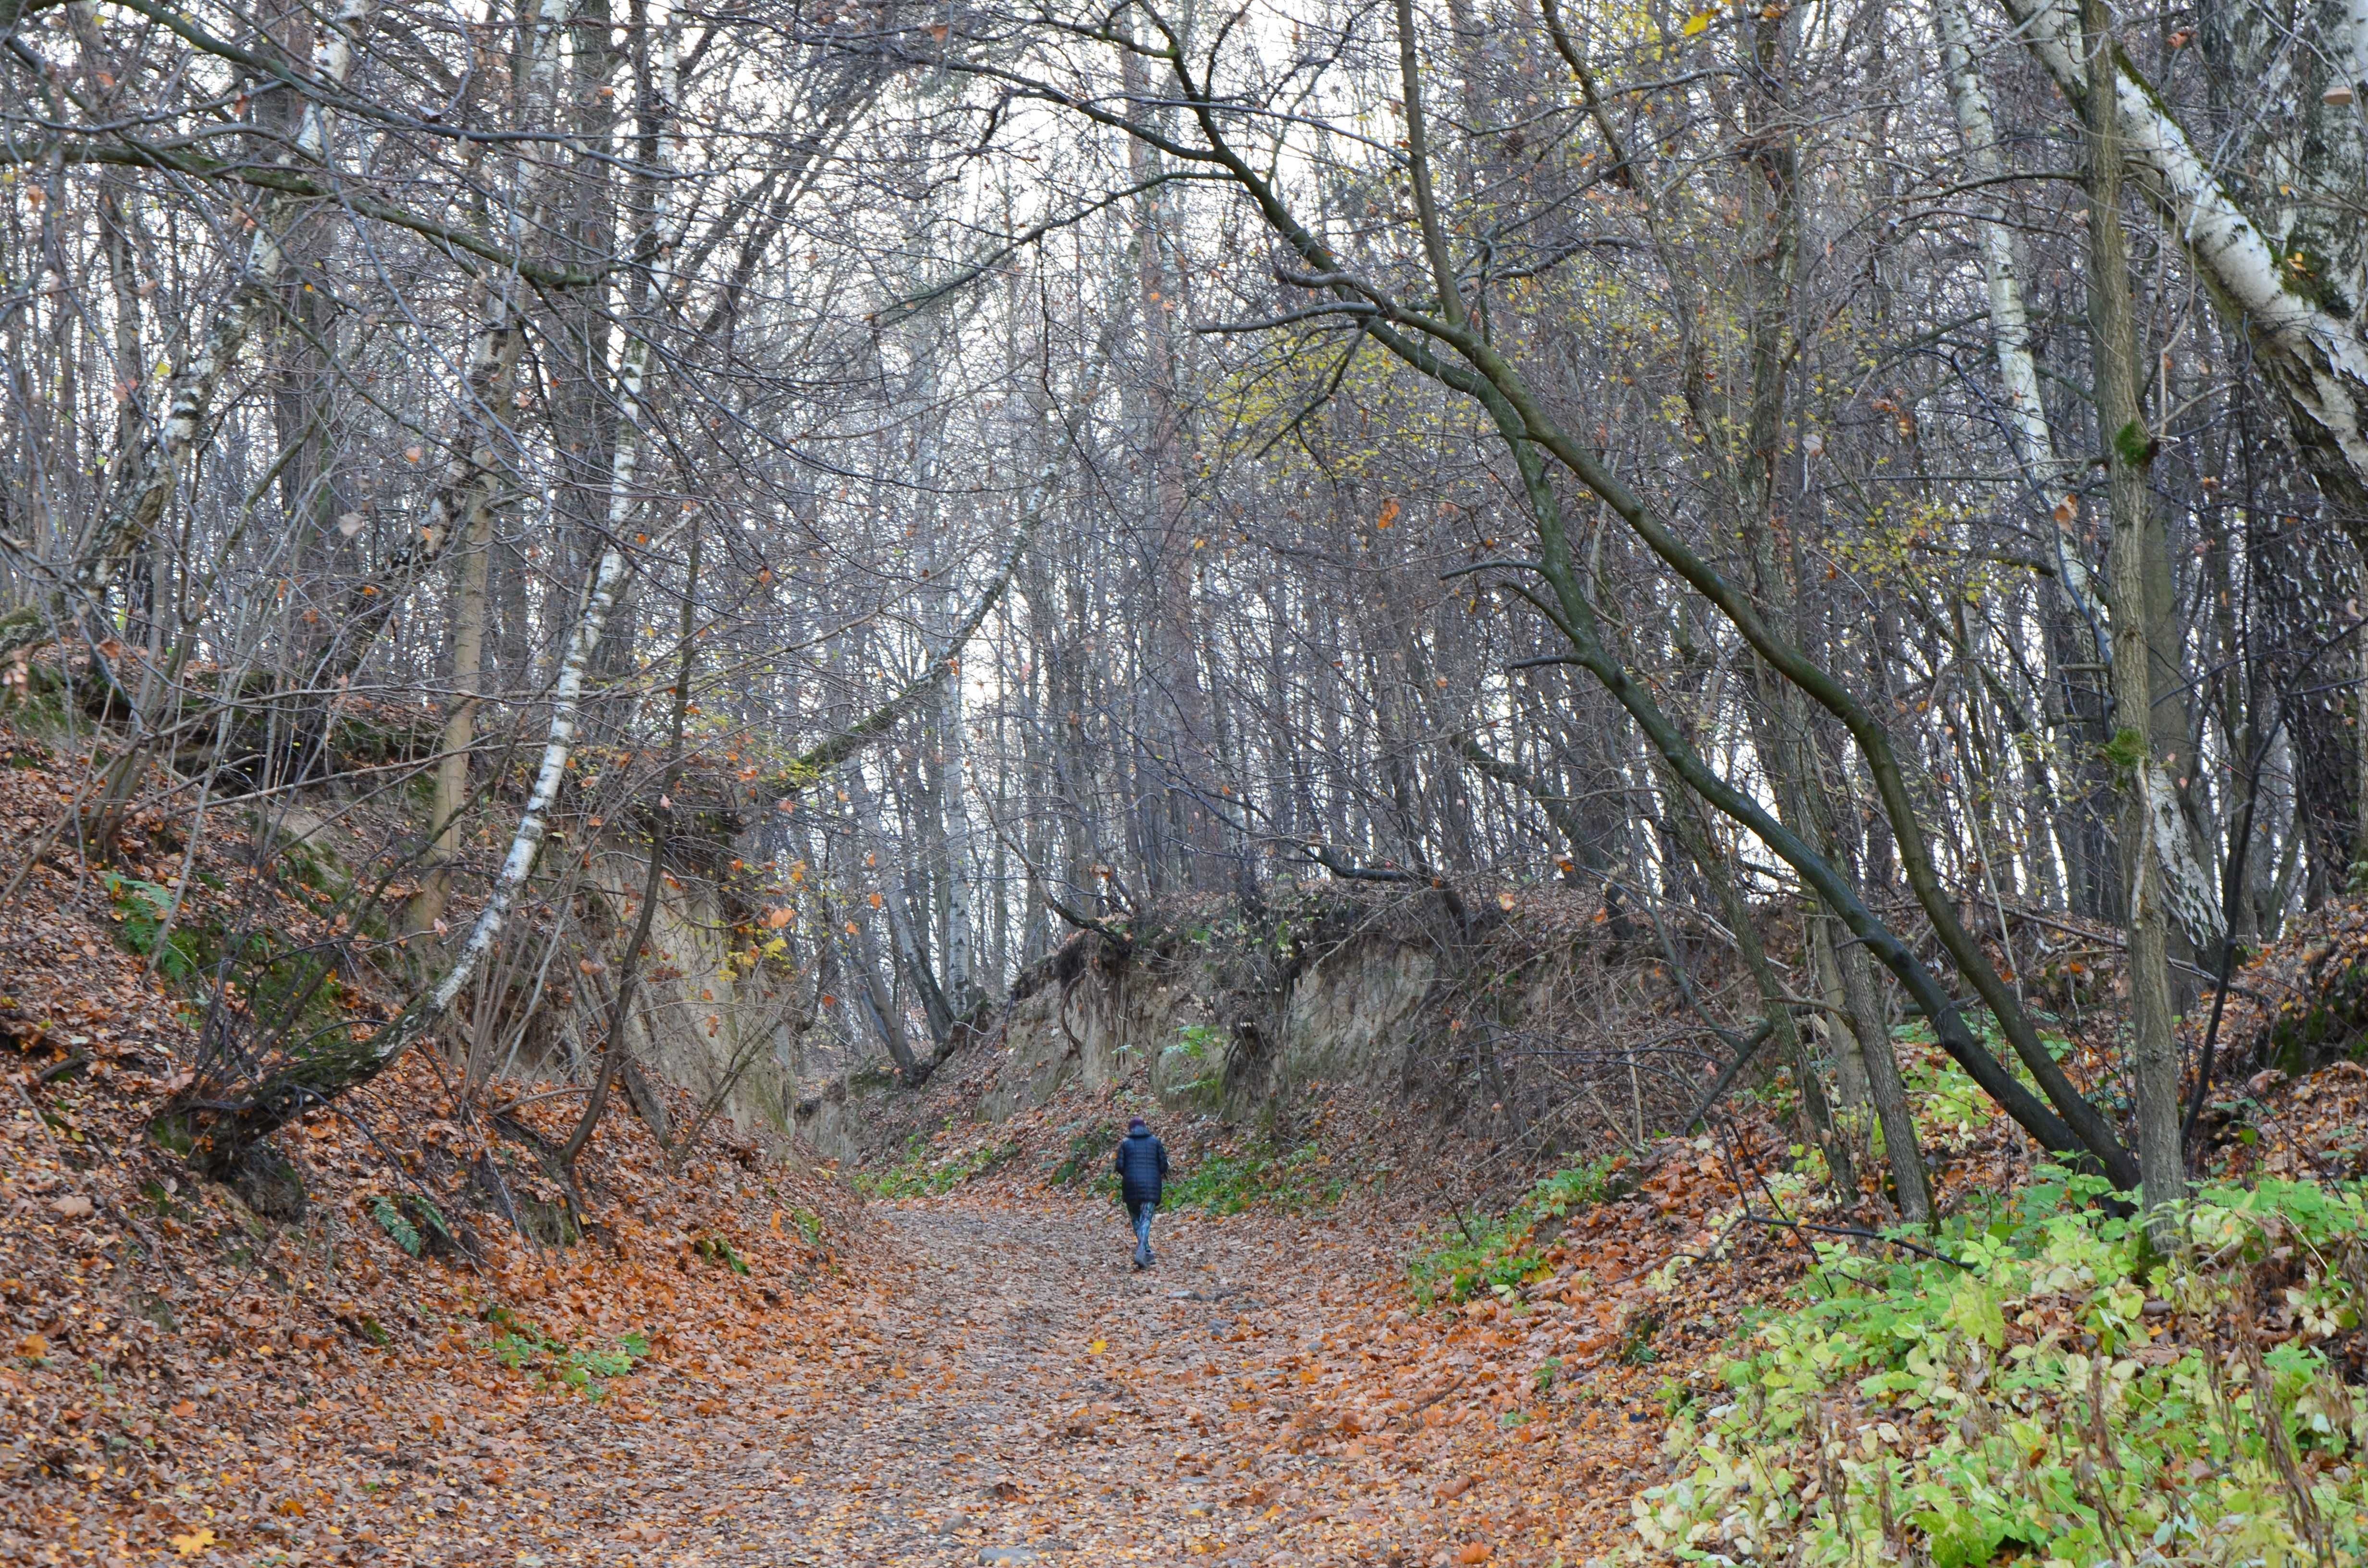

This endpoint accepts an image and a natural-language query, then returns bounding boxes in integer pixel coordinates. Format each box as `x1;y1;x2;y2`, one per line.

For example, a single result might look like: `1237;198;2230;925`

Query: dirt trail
533;1196;1496;1567
745;1200;1421;1565
299;1183;1688;1568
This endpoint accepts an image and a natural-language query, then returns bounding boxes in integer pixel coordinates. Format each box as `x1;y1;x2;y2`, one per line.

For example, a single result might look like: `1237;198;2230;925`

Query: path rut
717;1199;1431;1566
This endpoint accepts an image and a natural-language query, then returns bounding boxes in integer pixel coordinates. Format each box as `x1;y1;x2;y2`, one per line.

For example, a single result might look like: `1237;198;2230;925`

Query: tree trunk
1823;916;1933;1222
841;882;920;1079
1937;0;2092;601
940;674;979;1021
407;490;494;941
2085;0;2186;1247
2003;0;2368;536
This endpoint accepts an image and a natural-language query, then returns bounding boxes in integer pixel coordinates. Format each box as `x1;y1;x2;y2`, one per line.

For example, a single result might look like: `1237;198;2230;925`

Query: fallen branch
1738;1213;1972;1269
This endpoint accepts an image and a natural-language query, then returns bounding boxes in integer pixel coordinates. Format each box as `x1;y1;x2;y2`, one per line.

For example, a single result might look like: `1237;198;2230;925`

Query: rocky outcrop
581;848;802;1143
796;904;1451;1157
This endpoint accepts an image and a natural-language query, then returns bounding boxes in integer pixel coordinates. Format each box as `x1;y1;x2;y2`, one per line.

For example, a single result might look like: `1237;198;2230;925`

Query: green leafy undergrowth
692;1234;750;1275
1166;1139;1343;1215
1765;1021;2076;1178
1888;1024;2008;1152
1638;1169;2368;1566
853;1137;1018;1199
100;870;205;981
784;1206;826;1246
368;1193;454;1259
1159;1023;1225;1099
101;866;361;1047
1410;1152;1624;1307
1052;1122;1122;1188
481;1306;649;1400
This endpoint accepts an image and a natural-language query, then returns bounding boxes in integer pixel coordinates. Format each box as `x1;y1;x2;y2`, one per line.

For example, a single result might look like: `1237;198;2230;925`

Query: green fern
368;1195;421;1257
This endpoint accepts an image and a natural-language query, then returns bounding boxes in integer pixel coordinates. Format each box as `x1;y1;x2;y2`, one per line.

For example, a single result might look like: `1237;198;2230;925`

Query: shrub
483;1306;649;1400
853;1137;1018;1199
1410;1153;1623;1307
1636;1169;2368;1566
1167;1139;1343;1215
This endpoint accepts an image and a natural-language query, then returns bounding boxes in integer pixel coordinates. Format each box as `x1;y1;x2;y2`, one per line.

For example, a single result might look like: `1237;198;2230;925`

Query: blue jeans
1132;1202;1155;1265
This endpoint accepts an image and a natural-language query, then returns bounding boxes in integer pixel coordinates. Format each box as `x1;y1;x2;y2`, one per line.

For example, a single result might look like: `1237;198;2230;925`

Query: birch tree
2001;0;2368;533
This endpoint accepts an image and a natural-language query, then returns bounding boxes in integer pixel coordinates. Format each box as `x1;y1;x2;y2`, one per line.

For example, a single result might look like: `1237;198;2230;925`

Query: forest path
730;1198;1438;1566
537;1194;1630;1568
495;1189;1678;1567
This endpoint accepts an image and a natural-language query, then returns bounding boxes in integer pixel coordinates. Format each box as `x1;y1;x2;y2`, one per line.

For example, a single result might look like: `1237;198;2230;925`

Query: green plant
1162;1024;1226;1095
1167;1140;1343;1215
853;1137;1018;1199
1052;1122;1121;1188
112;877;358;1054
1409;1153;1623;1307
368;1194;420;1257
483;1307;648;1400
100;870;203;980
693;1235;750;1275
367;1193;452;1258
1636;1170;2368;1566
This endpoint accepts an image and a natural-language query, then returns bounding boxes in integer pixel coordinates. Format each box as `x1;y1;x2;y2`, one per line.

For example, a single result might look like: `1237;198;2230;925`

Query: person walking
1113;1116;1169;1269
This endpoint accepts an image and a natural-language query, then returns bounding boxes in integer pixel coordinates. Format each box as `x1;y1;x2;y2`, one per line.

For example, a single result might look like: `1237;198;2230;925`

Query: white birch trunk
294;0;374;162
413;543;637;1034
1936;0;2096;612
601;1;683;557
2003;0;2368;511
372;0;682;1065
8;0;380;658
2343;0;2368;100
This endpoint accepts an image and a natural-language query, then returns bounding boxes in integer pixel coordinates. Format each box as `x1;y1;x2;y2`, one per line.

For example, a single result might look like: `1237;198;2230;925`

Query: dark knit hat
1128;1116;1149;1132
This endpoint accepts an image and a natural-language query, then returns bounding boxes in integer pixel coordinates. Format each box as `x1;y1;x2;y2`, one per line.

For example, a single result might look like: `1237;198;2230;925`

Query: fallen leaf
52;1193;94;1219
172;1527;215;1556
1453;1544;1492;1564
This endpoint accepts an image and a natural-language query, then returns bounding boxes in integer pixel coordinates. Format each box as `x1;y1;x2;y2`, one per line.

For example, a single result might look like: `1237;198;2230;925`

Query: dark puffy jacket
1114;1129;1169;1209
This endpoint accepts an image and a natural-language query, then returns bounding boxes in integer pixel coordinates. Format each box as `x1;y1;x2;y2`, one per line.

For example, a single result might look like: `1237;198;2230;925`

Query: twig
1680;1018;1776;1133
1738;1211;1972;1268
484;1086;595;1116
